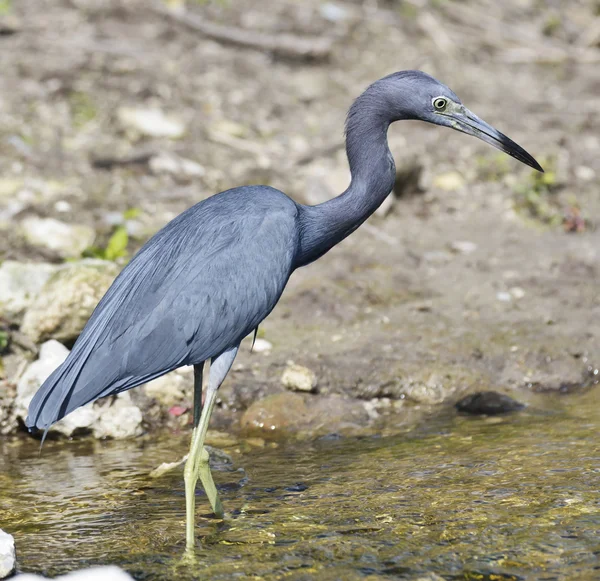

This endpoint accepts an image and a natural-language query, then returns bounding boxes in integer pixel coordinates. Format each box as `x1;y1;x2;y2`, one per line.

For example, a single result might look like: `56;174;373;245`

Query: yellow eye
433;97;448;111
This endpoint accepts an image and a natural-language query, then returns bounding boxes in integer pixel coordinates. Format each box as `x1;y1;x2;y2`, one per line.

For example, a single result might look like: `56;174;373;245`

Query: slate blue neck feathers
295;75;406;268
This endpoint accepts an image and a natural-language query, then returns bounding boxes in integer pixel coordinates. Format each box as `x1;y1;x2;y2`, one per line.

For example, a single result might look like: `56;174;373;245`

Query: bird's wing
27;187;299;430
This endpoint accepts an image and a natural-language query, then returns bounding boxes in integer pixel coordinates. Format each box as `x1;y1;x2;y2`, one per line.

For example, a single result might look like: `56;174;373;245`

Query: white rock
15;341;143;439
319;2;349;22
449;240;477;255
143;368;190;407
0;261;60;322
20;217;95;258
575;165;595;182
92;392;143;440
14;565;135;580
118;107;185;139
149;153;205;179
281;363;317;393
509;286;525;299
496;291;512;302
0;529;16;579
252;338;272;354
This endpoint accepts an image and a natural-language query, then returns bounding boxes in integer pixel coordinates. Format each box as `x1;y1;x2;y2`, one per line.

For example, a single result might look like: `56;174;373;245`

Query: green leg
184;346;238;551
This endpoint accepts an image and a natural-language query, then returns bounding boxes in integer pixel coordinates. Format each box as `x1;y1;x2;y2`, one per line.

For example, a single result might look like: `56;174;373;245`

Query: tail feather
26;340;183;432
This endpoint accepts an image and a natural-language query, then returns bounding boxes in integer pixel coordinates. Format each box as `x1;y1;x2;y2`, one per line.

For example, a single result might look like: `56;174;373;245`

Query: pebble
251;338;272;354
149;153;205;179
281;363;317;393
0;529;15;579
14;565;135;580
432;171;464;191
448;240;477;255
496;291;512;302
117;107;185;139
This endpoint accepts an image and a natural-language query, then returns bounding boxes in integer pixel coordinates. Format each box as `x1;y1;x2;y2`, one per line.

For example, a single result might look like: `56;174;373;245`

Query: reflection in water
1;389;599;580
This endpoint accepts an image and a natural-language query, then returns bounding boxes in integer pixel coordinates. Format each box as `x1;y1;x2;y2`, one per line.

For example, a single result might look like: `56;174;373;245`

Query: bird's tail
26;338;176;440
25;340;114;436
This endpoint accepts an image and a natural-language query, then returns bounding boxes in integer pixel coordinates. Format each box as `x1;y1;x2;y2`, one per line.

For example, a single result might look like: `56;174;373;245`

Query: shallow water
1;390;599;580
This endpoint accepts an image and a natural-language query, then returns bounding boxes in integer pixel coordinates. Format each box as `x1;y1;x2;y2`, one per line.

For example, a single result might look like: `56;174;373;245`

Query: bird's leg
184;345;238;551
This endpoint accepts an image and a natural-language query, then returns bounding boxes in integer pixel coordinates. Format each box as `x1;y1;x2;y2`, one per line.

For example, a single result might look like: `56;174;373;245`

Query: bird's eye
433;97;448;111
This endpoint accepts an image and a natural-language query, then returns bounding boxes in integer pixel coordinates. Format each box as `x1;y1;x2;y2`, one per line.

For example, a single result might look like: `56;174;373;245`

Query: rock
91;392;143;439
240;392;370;438
143;367;191;407
319;2;349;22
432;171;464;191
281;363;317;393
455;391;525;415
20;217;95;258
149;153;205;179
399;372;448;404
241;392;308;436
15;341;143;439
496;291;512;302
0;529;16;579
448;240;477;255
0;261;61;323
209;119;248;138
251;338;272;354
14;565;135;580
509;286;525;299
21;260;119;344
117;107;185;139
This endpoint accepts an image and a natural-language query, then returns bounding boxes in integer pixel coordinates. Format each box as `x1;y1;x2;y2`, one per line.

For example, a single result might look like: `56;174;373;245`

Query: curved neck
295;96;396;268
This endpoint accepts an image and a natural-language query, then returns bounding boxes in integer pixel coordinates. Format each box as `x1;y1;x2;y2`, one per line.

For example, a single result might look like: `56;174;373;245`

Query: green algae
1;388;599;580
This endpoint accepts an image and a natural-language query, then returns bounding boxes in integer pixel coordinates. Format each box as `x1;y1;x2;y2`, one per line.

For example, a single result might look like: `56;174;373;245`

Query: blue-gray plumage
26;70;542;551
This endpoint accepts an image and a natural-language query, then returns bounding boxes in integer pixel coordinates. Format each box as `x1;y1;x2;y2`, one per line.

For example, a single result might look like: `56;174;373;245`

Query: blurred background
0;1;599;578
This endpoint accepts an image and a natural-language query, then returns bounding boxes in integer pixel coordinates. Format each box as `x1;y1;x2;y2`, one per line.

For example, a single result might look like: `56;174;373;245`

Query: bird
26;70;542;551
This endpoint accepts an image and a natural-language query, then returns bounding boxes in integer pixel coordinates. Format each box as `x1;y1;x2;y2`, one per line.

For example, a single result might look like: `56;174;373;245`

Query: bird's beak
449;107;543;172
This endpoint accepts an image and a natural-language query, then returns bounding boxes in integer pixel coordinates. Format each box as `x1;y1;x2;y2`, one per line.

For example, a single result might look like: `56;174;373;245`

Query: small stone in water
455;391;525;415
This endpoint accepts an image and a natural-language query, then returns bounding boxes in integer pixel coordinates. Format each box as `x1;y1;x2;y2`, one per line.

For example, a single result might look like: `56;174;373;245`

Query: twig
151;4;334;61
91;149;156;170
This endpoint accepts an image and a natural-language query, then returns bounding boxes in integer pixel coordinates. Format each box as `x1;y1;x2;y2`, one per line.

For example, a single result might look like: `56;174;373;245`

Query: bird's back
27;186;299;431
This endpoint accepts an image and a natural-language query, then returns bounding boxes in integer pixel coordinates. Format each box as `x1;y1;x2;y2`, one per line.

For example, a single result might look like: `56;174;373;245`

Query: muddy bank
0;0;598;441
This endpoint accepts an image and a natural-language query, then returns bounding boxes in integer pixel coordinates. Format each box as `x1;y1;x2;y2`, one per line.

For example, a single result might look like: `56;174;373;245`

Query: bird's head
369;70;543;172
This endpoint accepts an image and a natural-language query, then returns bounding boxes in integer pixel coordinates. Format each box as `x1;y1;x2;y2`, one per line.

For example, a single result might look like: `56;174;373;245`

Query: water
1;389;599;580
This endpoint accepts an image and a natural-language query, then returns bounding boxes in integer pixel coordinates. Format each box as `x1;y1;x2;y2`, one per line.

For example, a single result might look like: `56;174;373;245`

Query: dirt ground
0;0;598;433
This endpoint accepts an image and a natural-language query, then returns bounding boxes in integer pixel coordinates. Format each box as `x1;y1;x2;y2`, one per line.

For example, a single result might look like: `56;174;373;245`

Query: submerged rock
0;261;61;323
14;565;134;580
15;340;143;439
0;529;16;579
455;391;525;415
20;217;95;258
21;260;119;344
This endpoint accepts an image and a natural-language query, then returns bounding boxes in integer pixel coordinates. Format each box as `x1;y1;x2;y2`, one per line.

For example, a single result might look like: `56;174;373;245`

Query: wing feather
27;187;298;430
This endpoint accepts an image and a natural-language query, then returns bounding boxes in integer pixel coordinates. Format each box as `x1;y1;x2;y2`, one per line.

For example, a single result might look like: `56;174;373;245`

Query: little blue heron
26;70;542;550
